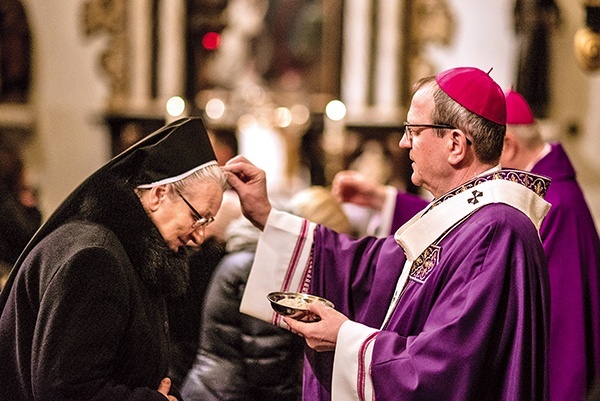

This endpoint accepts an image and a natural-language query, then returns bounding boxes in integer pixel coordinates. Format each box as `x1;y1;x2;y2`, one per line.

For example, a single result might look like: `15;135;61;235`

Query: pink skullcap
435;67;506;125
504;89;535;125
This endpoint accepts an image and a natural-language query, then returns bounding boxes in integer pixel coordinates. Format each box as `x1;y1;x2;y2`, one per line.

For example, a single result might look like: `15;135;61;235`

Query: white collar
394;170;551;261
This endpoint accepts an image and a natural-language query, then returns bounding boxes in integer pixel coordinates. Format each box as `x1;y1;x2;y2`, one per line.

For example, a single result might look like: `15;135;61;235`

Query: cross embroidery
467;190;483;204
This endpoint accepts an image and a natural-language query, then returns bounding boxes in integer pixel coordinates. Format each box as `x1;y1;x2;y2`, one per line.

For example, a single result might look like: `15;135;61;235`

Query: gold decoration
403;0;455;105
82;0;128;109
574;27;600;71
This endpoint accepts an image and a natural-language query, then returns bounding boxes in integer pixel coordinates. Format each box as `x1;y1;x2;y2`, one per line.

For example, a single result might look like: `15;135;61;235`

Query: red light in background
202;32;221;50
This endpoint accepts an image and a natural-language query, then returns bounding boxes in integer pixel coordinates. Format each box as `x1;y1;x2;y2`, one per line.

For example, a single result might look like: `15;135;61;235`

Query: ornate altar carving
83;0;128;110
80;0;455;192
575;0;600;72
403;0;455;105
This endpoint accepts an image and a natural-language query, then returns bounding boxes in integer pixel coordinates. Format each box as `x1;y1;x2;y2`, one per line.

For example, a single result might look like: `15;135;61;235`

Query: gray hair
507;124;544;150
171;164;229;197
135;164;228;198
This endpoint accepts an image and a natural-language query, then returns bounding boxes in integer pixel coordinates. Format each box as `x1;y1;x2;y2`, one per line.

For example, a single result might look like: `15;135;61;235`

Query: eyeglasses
177;192;215;230
401;123;455;143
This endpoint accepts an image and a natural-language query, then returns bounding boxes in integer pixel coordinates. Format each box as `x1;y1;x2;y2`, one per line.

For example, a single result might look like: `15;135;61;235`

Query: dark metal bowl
267;291;334;322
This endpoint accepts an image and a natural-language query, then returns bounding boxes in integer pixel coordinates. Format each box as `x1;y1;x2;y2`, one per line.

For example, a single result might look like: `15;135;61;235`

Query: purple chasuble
530;142;600;401
304;174;550;401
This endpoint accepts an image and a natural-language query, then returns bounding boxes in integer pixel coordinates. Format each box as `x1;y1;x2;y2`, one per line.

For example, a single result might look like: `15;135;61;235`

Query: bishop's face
147;181;223;252
400;86;456;198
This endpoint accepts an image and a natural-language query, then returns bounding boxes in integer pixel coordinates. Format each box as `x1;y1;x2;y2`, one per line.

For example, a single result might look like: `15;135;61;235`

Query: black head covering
0;117;217;310
110;117;217;187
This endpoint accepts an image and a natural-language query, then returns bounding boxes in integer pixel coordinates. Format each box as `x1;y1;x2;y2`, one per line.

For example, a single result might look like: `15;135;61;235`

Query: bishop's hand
223;155;272;231
284;301;349;352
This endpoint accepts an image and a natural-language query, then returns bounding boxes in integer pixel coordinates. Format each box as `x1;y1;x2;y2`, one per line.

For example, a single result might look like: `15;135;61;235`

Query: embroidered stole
381;171;551;328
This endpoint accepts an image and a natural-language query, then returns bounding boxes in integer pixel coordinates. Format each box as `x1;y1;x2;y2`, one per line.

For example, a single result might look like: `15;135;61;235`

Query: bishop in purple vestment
224;67;552;401
501;89;600;401
335;88;600;401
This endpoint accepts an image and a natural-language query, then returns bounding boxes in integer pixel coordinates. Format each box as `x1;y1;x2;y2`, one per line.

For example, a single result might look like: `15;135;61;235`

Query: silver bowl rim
267;291;335;311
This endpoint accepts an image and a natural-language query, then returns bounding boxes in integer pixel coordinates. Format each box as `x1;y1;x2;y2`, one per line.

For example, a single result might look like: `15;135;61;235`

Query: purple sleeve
303;229;408;398
310;230;406;327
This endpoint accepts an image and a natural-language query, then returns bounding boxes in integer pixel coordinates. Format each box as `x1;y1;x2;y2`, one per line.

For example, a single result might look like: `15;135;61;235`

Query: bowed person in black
0;118;228;401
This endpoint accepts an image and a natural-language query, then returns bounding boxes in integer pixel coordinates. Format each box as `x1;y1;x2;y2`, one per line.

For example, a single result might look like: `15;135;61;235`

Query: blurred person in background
332;169;428;238
500;89;600;401
0;140;41;291
181;186;351;401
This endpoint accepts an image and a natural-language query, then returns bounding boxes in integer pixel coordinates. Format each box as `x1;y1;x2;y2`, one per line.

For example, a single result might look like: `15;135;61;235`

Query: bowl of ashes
267;291;335;322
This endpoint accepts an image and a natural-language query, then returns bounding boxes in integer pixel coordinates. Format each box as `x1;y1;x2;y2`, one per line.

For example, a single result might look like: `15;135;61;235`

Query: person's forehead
184;181;223;205
407;87;435;121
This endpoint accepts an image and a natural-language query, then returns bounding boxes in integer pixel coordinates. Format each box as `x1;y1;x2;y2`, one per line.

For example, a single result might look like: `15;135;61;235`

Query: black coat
181;250;304;401
0;177;182;401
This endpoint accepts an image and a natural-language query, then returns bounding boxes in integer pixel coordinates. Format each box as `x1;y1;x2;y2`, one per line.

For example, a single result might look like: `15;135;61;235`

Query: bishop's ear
447;129;470;165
